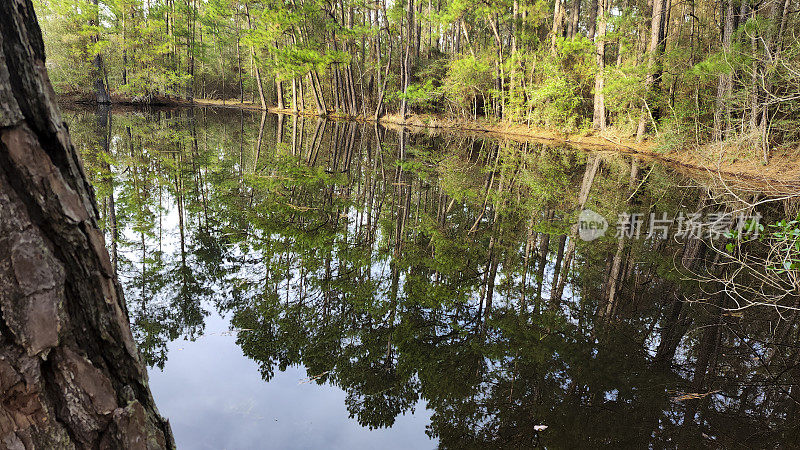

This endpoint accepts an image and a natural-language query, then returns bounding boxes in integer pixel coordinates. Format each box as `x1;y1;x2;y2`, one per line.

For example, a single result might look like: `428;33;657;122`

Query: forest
34;0;800;159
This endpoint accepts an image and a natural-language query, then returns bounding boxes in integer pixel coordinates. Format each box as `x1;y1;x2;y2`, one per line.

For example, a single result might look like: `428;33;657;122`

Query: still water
64;106;800;448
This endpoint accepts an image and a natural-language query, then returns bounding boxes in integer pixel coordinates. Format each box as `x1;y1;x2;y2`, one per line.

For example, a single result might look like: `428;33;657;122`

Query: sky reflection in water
65;106;800;448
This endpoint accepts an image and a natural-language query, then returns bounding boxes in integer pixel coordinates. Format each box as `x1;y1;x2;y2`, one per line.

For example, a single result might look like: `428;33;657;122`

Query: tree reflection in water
66;106;800;448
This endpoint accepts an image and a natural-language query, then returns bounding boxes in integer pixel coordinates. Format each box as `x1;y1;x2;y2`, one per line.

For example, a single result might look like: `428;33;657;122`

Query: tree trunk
244;2;266;110
310;71;327;115
186;0;196;100
375;45;393;119
567;0;581;39
90;0;110;104
509;0;519;112
400;0;414;119
121;6;128;86
713;0;735;141
0;1;174;447
636;0;668;141
276;80;285;110
757;0;790;163
593;0;608;130
587;0;599;40
551;0;566;53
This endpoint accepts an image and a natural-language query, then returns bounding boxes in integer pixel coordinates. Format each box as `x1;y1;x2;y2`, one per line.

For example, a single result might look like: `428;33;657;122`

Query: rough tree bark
0;1;174;448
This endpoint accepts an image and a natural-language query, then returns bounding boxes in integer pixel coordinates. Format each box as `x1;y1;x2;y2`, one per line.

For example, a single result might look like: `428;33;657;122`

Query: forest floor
62;95;800;194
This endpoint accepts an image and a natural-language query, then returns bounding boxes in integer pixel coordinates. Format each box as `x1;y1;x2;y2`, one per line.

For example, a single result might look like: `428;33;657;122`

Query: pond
63;105;800;448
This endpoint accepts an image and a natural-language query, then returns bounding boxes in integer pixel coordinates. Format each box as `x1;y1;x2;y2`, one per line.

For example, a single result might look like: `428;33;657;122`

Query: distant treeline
36;0;800;153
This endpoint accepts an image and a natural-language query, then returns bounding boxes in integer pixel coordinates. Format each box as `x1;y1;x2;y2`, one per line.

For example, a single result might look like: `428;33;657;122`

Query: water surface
64;106;800;448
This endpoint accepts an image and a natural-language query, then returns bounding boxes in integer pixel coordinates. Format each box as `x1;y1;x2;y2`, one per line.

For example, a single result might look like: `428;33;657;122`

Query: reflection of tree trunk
393;130;409;255
254;110;266;171
521;211;536;309
550;234;566;301
173;120;187;260
238;110;244;180
765;297;800;366
97;106;118;275
290;115;298;156
602;238;626;318
373;123;387;184
387;257;400;362
683;294;724;431
331;122;342;171
344;122;357;173
482;172;506;332
653;289;687;369
653;238;704;369
469;146;501;233
308;119;326;165
277;114;285;144
0;5;173;446
199;110;210;225
535;211;553;305
601;160;638;321
297;116;305;158
550;155;601;305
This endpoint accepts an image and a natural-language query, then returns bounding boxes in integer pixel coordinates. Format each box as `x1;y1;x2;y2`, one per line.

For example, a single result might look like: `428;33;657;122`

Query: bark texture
0;1;174;448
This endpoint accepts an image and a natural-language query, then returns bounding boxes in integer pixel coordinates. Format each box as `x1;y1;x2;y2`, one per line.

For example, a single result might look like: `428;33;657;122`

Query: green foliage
523;39;594;130
441;54;494;118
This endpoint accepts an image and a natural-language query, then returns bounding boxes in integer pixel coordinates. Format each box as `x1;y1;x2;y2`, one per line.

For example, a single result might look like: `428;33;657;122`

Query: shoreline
60;96;800;193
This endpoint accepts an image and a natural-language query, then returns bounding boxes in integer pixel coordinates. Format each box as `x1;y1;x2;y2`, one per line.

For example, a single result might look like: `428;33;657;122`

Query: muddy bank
380;115;800;194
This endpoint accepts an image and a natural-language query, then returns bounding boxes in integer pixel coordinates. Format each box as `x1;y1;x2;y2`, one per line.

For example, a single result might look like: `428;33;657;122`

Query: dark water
64;106;800;448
